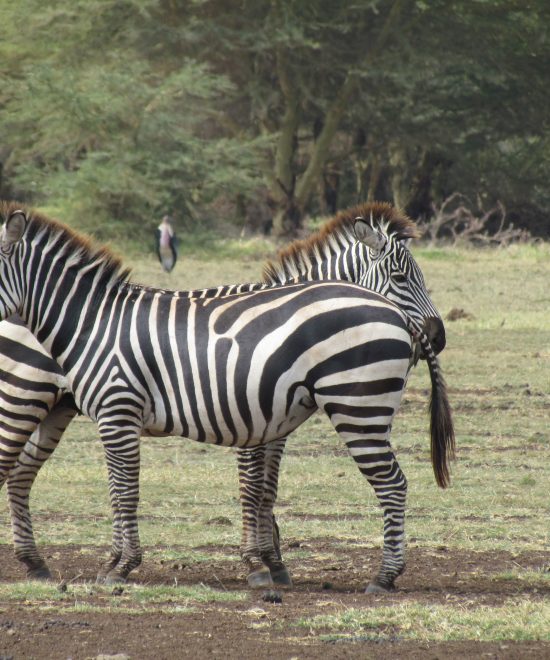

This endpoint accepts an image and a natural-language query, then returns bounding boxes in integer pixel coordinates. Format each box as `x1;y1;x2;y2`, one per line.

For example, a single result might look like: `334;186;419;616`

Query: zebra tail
407;318;456;489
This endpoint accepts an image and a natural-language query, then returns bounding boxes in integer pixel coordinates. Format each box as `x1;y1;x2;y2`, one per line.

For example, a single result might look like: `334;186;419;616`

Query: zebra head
0;207;27;319
353;212;446;355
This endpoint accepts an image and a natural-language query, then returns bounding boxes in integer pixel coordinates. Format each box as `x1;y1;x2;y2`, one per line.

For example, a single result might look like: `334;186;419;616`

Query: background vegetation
1;0;549;239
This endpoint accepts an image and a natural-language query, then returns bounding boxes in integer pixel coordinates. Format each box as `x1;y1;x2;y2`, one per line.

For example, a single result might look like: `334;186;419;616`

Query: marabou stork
155;215;178;273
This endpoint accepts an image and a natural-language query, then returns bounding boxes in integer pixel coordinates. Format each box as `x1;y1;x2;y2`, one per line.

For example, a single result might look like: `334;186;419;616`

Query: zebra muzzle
422;317;446;355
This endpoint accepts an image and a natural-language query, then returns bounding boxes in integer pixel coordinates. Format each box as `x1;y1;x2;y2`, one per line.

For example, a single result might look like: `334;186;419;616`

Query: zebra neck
265;240;362;285
21;252;123;363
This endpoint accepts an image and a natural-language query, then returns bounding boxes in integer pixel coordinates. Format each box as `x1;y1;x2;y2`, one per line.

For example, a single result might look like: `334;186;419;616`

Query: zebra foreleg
236;440;292;588
237;444;272;586
95;470;123;584
6;400;76;579
346;440;407;593
97;425;143;584
257;440;292;587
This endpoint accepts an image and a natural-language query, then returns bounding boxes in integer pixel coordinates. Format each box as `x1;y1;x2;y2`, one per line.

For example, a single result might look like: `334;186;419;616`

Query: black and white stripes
0;202;453;591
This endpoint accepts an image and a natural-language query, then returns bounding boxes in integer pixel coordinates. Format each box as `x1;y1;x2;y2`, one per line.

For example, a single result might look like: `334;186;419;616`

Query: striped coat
0;203;453;591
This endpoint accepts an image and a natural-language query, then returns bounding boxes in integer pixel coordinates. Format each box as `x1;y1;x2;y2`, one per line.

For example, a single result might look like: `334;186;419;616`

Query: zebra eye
393;273;408;284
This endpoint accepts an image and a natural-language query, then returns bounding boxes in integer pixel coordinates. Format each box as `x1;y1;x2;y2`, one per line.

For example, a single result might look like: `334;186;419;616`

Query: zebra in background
0;318;78;577
0;202;451;589
0;202;453;592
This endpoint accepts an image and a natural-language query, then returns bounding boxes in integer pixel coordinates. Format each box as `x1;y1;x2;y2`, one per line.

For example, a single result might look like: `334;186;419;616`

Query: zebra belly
141;382;317;447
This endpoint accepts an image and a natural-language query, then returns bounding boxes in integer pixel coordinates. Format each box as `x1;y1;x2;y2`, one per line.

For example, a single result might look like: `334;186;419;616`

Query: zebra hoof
247;567;273;589
26;565;52;580
270;566;293;588
365;580;395;594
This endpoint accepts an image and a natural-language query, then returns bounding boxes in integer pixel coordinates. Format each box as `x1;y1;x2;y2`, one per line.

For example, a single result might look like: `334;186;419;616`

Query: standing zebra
239;203;448;586
0;207;454;592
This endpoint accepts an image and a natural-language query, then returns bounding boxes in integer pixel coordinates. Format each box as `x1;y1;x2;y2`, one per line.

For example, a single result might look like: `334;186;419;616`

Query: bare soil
1;540;549;659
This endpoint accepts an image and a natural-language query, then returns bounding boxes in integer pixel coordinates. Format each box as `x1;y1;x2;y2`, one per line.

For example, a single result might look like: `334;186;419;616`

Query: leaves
0;0;549;235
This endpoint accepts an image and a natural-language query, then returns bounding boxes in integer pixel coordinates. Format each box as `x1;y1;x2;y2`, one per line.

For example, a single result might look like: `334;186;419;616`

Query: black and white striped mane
262;202;420;284
0;201;132;284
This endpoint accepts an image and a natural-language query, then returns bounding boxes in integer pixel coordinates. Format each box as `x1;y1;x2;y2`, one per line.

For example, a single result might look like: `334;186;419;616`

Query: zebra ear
354;218;387;255
2;210;27;247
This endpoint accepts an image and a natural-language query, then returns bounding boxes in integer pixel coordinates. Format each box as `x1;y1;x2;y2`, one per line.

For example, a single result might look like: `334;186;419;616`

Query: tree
1;0;549;237
0;0;270;236
187;0;418;234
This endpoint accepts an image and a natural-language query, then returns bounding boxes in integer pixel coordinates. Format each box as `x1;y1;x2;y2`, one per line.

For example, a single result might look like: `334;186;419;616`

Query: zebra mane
0;202;132;283
262;202;419;284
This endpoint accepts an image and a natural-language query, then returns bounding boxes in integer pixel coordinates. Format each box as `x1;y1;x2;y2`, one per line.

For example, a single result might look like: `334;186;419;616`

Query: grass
295;600;550;642
0;240;549;643
0;581;245;615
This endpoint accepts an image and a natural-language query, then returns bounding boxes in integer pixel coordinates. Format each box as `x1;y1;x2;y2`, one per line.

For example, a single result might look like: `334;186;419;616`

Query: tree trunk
273;0;408;235
367;154;382;202
271;45;302;236
388;142;409;209
272;200;303;237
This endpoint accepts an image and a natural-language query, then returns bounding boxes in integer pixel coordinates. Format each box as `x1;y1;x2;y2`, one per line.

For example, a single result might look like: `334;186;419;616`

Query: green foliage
0;0;270;235
1;0;549;235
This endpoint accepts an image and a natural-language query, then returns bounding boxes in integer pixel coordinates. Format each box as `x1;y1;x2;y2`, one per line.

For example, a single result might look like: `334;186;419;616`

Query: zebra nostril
424;317;446;355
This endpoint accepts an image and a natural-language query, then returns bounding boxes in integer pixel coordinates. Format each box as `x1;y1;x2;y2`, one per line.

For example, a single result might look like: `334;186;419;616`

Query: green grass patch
491;569;550;585
296;601;550;642
0;581;245;615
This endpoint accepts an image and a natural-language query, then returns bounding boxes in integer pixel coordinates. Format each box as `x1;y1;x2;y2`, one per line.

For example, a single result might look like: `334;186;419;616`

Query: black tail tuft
407;318;456;488
428;361;456;488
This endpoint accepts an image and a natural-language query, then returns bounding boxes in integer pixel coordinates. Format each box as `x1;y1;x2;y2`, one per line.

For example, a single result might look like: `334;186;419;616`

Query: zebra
0;317;78;578
236;204;449;585
0;202;454;592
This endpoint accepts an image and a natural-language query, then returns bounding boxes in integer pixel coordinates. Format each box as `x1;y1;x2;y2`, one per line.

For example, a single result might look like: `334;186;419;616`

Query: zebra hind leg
7;469;52;580
6;400;77;580
257;439;292;587
345;437;408;592
0;429;37;577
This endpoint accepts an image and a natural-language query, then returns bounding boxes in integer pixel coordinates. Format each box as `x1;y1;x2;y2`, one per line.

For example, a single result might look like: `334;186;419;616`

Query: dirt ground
1;541;549;660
